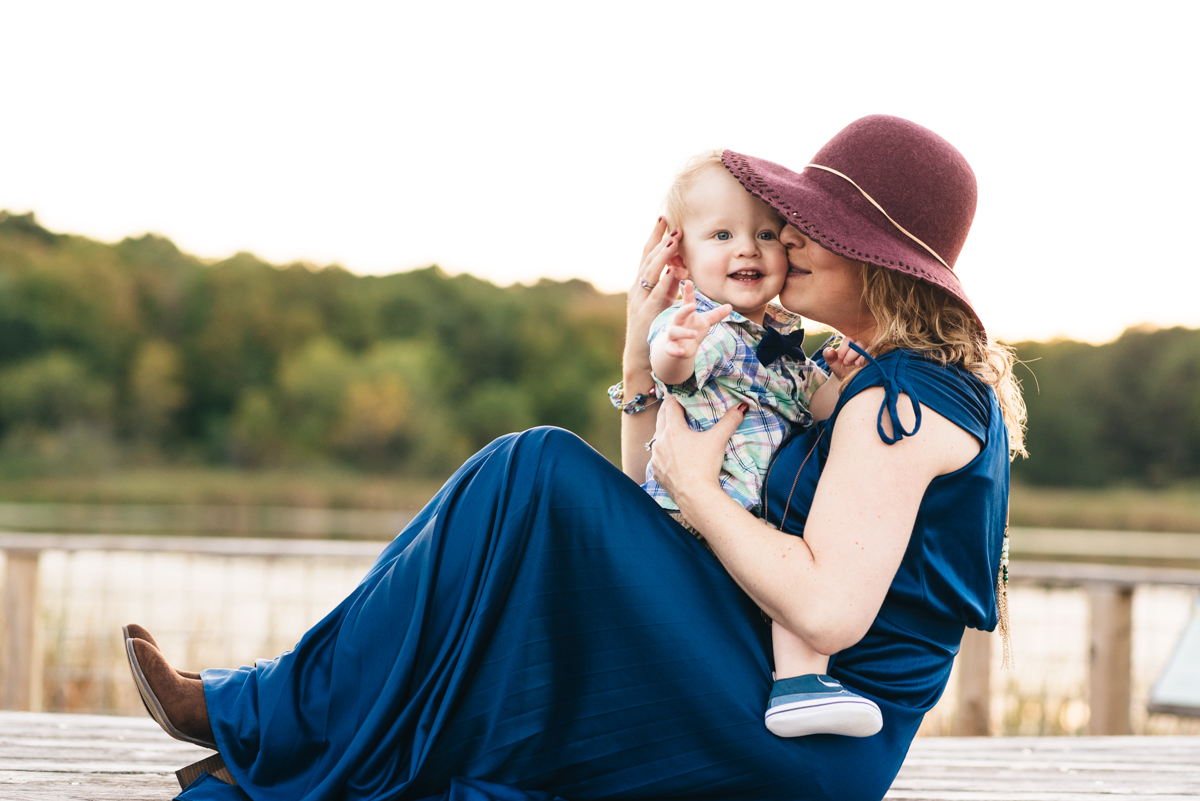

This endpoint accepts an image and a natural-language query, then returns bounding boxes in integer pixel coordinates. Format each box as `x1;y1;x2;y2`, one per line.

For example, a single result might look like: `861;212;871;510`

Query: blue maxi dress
181;348;1009;801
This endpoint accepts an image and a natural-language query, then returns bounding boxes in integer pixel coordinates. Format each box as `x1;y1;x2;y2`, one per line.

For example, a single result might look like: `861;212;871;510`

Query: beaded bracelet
607;381;660;415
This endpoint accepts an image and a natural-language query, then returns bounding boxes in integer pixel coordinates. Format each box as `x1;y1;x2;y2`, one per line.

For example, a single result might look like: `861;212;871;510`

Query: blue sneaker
765;674;883;737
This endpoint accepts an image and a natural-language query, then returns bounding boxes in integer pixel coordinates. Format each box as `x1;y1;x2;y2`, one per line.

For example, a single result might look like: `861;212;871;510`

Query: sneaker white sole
765;697;883;738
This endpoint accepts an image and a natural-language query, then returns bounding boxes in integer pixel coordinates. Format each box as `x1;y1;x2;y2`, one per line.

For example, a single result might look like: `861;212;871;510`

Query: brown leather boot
126;638;216;749
123;624;202;680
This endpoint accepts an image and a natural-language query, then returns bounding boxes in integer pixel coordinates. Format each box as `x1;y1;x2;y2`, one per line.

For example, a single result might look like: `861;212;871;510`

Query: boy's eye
758;231;777;241
715;231;731;241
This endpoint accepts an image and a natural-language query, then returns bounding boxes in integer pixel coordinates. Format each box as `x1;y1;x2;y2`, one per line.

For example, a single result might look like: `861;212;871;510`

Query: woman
126;115;1024;801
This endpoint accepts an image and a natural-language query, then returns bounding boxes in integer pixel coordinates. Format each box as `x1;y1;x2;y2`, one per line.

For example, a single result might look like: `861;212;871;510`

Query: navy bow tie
757;327;806;366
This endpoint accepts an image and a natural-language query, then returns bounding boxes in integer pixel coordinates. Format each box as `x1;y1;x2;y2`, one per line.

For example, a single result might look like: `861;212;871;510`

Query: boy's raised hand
822;335;867;381
650;280;732;386
661;281;732;360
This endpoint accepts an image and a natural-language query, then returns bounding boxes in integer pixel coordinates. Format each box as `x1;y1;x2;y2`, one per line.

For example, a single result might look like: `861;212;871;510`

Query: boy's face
674;167;788;325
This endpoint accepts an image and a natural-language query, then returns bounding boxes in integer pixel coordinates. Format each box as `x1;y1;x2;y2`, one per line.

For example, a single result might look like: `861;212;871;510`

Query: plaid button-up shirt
643;291;827;514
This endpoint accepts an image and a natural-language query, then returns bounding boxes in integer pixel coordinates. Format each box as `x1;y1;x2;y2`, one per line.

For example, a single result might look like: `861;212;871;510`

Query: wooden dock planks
0;711;203;800
1;710;1198;800
888;735;1200;800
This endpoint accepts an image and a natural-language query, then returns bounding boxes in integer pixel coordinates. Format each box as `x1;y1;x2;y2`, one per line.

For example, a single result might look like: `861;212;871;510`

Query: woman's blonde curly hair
858;265;1027;460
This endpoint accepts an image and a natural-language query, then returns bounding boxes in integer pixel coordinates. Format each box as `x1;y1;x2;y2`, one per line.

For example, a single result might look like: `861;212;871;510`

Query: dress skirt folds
182;427;924;801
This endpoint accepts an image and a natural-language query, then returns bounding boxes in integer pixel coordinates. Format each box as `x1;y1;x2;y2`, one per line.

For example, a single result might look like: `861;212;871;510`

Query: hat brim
723;151;982;330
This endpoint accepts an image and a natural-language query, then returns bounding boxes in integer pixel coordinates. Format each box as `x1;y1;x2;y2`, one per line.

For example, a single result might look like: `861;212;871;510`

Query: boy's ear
667;253;688;279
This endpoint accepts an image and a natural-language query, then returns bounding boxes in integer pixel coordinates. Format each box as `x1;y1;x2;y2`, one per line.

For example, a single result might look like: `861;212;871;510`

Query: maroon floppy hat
722;115;982;329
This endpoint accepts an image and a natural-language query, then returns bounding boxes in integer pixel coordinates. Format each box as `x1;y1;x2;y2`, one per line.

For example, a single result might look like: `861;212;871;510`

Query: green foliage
127;339;186;441
6;209;1197;489
1012;325;1200;487
0;351;113;429
0;212;625;476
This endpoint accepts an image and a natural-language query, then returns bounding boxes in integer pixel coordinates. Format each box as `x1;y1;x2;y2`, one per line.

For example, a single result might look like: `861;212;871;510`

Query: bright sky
3;1;1196;344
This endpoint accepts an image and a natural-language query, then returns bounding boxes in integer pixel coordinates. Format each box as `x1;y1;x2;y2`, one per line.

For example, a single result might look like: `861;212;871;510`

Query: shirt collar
691;288;805;335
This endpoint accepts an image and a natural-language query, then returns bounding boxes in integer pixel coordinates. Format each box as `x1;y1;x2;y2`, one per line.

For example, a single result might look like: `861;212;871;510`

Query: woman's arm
654;389;979;654
621;220;681;480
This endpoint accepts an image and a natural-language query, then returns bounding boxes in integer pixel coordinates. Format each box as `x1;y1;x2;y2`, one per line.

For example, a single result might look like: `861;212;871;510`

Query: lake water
8;545;1200;736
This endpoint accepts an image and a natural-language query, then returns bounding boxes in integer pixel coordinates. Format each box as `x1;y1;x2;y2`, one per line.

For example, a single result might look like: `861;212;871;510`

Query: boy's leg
765;621;883;738
771;620;828;679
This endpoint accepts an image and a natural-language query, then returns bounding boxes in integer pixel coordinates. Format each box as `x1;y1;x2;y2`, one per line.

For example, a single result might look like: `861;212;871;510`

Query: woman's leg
190;428;896;801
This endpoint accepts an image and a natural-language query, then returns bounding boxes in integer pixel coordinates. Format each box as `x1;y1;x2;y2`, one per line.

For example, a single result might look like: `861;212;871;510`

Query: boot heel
176;753;237;790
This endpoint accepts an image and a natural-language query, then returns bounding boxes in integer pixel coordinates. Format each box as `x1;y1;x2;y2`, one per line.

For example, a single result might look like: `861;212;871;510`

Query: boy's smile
674;167;788;325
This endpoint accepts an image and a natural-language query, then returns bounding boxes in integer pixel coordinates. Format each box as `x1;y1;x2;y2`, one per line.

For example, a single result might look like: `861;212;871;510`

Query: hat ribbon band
804;163;953;273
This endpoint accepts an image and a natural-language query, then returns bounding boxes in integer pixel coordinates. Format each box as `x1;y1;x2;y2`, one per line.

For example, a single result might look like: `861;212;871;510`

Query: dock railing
0;531;385;711
3;527;1200;732
953;560;1200;735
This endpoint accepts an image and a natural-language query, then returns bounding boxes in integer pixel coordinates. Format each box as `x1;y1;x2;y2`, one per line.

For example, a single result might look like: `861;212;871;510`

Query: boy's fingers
666;326;699;341
671;301;698;322
701;303;733;327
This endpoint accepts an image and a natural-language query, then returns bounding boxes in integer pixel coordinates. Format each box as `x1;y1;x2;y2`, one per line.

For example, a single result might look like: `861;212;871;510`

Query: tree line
1013;327;1200;487
1;211;1197;487
0;212;625;477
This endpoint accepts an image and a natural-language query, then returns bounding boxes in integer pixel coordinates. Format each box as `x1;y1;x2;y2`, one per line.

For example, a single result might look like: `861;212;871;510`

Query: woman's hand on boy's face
627;219;683;348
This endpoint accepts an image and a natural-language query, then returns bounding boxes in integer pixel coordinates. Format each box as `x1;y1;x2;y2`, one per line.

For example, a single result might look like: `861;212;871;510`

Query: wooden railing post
953;626;993;735
1087;583;1133;735
2;549;40;711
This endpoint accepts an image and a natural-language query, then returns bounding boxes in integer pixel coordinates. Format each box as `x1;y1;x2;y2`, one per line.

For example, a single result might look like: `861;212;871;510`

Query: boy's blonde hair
859;265;1028;460
661;149;727;230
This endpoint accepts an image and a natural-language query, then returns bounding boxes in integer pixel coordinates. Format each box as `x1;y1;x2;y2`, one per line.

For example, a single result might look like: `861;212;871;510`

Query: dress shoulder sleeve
836;347;992;445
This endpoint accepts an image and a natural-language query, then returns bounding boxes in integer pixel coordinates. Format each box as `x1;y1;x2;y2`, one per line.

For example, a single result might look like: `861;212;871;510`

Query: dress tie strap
846;342;922;444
